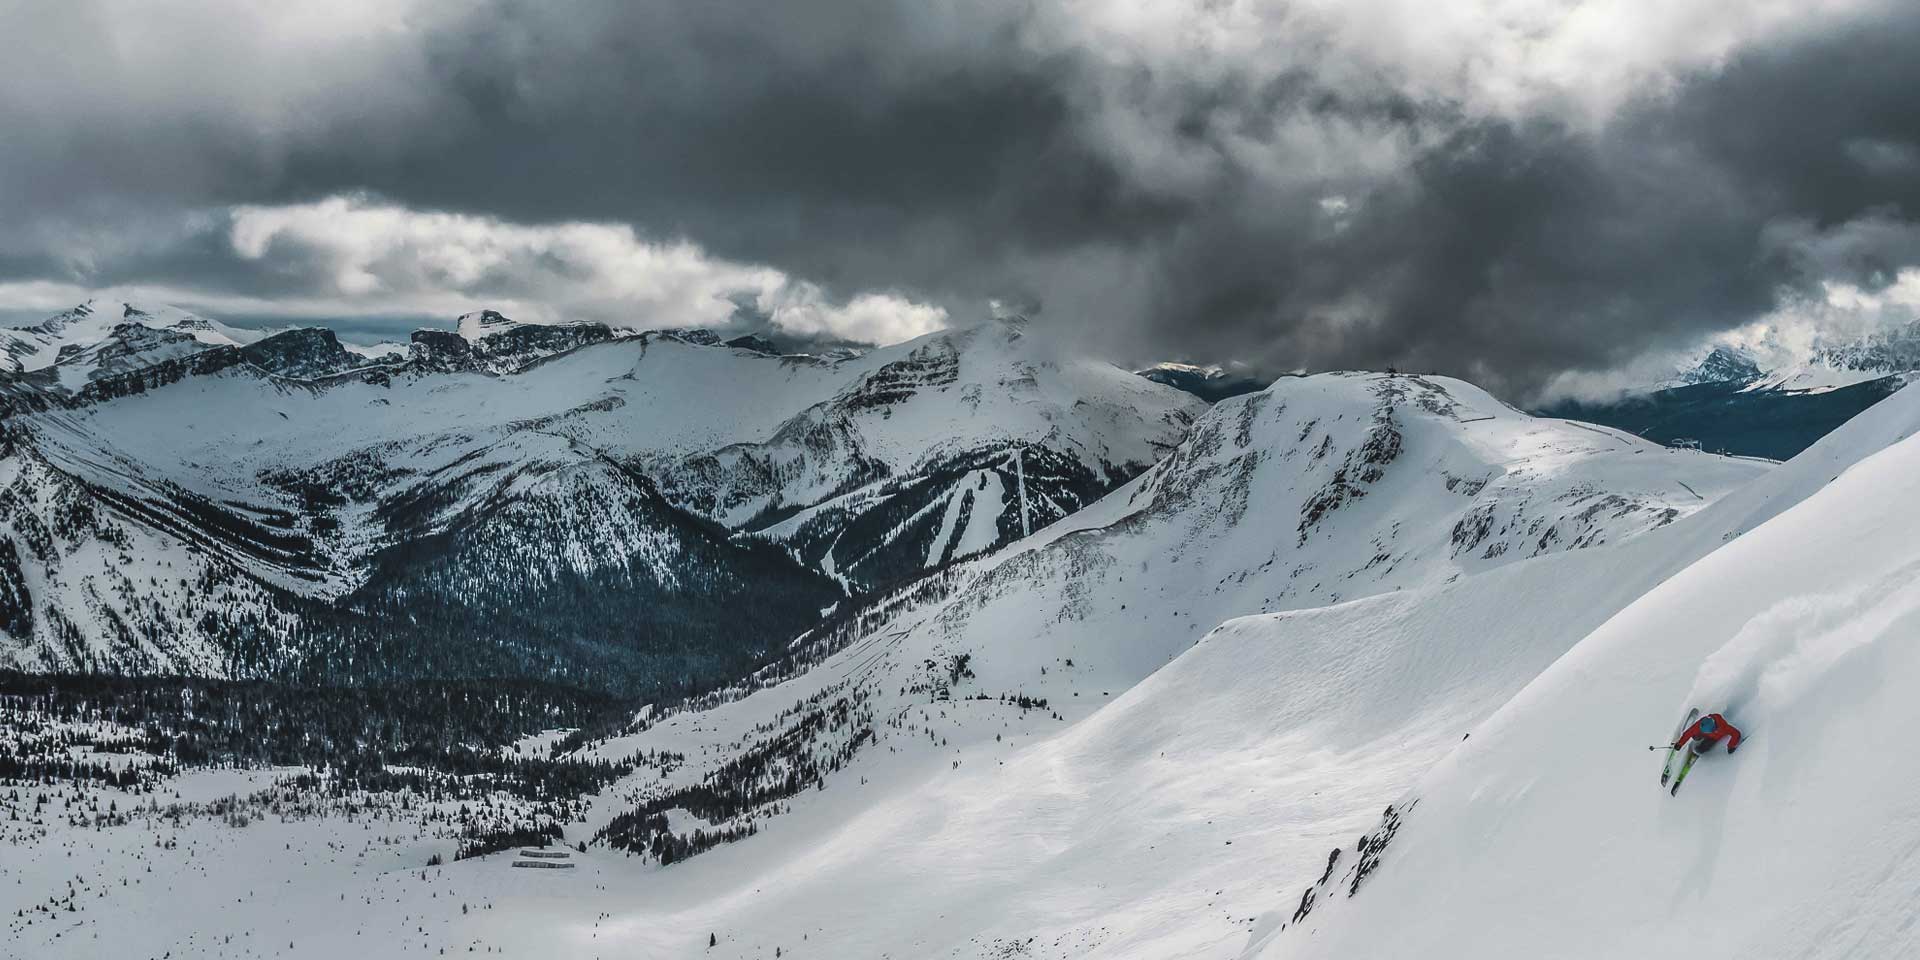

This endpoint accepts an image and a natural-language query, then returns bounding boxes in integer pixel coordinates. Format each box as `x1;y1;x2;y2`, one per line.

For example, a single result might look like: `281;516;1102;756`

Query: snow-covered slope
1255;382;1920;959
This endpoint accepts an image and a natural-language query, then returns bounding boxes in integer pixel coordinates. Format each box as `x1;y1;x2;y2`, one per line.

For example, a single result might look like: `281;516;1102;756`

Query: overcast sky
2;0;1918;399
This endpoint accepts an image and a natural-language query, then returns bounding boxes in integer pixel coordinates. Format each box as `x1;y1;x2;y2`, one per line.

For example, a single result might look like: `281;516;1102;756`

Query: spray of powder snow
1687;558;1920;721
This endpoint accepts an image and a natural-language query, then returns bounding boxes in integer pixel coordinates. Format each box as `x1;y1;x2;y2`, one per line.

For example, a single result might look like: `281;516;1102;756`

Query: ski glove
1727;742;1739;754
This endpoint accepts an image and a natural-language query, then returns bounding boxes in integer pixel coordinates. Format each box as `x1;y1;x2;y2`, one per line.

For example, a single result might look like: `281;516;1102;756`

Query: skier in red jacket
1673;713;1743;756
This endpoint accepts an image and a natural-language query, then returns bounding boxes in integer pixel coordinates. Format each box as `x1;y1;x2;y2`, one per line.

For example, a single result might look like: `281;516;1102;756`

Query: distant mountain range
1134;361;1270;403
1537;329;1917;460
0;300;1198;696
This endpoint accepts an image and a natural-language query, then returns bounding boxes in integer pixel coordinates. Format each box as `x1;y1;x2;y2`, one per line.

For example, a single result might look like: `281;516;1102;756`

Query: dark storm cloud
3;0;1920;396
1103;8;1919;381
1050;3;1920;396
290;0;1187;296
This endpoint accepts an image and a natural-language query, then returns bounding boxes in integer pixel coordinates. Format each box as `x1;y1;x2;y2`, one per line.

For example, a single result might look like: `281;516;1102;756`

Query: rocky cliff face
240;328;367;379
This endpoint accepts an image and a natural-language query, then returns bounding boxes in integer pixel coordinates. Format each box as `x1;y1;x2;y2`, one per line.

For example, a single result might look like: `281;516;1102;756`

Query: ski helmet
1698;716;1717;734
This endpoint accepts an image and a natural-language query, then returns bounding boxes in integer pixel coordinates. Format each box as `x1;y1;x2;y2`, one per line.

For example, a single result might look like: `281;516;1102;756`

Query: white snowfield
6;352;1919;958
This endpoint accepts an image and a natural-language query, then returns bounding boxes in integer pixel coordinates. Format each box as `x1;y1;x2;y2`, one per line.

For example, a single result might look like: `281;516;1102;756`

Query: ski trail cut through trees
1013;444;1031;538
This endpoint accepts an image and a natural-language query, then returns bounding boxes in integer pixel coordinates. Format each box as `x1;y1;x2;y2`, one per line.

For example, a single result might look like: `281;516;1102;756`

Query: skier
1673;712;1743;756
1664;712;1742;795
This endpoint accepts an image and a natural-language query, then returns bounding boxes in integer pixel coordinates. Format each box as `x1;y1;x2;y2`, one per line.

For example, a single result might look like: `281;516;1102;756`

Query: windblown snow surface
6;371;1916;959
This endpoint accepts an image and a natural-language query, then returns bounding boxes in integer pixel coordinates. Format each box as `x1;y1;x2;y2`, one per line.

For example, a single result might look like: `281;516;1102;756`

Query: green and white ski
1670;748;1701;796
1660;708;1699;788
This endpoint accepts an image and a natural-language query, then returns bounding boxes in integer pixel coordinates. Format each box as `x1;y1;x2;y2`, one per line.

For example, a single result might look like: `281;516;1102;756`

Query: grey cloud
1048;3;1920;396
3;0;1920;398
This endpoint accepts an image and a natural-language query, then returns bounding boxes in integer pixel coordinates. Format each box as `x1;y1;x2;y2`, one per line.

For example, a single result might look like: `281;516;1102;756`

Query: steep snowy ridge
1;299;612;400
1668;344;1764;387
1253;377;1920;960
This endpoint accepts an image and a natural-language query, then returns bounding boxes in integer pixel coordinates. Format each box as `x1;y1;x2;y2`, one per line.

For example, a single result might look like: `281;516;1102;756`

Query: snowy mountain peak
237;327;365;379
724;333;781;355
1810;318;1920;374
455;308;521;341
661;327;725;347
5;301;224;382
1140;360;1221;376
1671;344;1762;386
0;298;263;377
24;300;96;335
0;311;1203;678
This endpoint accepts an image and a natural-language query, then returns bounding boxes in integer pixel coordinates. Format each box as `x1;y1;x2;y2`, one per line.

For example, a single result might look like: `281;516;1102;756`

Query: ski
1660;708;1699;787
1670;749;1699;796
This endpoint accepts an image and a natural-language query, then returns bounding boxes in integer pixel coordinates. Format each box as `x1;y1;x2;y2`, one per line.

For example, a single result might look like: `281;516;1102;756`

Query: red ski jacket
1673;713;1742;752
